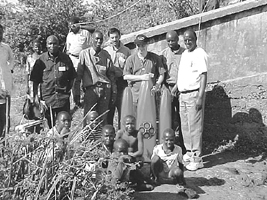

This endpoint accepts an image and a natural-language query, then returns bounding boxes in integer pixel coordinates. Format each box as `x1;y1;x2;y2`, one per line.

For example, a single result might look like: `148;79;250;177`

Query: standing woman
25;39;42;99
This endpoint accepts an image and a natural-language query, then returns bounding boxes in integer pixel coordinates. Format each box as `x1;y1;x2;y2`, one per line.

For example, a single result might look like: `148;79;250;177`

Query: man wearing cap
123;34;165;115
174;30;208;171
74;31;116;126
104;28;131;128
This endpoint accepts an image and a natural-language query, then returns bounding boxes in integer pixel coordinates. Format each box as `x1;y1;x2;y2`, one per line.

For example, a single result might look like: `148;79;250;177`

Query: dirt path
133;151;267;200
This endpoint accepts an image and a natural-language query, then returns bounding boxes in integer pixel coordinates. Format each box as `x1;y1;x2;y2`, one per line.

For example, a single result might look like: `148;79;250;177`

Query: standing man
30;35;76;128
161;31;185;152
123;34;165;115
66;16;94;70
0;24;15;138
104;28;131;128
74;31;116;126
176;30;208;171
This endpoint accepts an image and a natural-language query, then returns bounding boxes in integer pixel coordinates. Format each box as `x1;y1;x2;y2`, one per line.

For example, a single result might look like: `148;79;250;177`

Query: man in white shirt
66;16;94;70
0;24;15;137
176;29;208;171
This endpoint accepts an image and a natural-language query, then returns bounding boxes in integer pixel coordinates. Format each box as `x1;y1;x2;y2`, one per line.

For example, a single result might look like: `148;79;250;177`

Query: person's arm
115;130;123;140
25;57;30;94
30;59;43;98
67;56;77;92
124;73;154;82
7;45;15;71
66;34;71;54
106;57;117;105
129;131;144;158
123;55;154;82
195;72;207;110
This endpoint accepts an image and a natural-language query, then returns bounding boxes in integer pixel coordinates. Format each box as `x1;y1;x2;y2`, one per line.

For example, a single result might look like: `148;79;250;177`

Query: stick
5;95;10;146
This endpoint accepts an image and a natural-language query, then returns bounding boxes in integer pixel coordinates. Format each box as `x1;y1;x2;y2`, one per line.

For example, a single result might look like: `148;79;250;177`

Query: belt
180;88;199;94
85;82;111;90
69;53;79;58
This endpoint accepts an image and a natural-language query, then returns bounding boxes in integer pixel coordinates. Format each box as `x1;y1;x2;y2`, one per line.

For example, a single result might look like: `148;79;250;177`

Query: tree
1;0;89;55
90;0;199;36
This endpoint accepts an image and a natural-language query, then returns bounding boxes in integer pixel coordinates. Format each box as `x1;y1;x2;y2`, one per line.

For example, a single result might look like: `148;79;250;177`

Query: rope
197;0;211;44
78;0;142;25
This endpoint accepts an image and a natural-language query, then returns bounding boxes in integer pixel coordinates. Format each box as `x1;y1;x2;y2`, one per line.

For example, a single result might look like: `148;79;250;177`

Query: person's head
55;111;72;132
107;28;121;48
92;31;103;52
124;115;136;134
162;128;175;150
46;35;59;55
113;139;129;155
32;39;42;54
69;16;80;34
183;29;197;52
134;34;148;57
86;111;99;128
0;24;4;42
166;30;179;50
101;125;115;147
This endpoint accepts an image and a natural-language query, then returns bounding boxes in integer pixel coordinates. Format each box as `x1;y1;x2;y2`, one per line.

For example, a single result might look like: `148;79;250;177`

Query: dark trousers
107;78;127;129
172;96;186;154
45;101;70;128
84;84;111;126
0;96;10;138
0;103;6;138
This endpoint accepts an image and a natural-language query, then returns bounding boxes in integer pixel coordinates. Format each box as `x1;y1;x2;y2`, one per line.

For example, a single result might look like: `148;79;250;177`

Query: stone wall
121;0;267;150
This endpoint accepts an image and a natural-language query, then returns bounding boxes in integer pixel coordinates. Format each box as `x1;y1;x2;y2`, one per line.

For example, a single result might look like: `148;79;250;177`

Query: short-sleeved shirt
25;53;41;74
104;41;131;78
123;52;166;102
151;143;183;169
74;47;116;97
30;52;76;108
177;47;208;92
161;46;185;86
66;29;90;56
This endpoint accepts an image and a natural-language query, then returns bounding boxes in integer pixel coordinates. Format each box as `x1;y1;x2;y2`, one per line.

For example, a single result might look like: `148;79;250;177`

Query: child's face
102;128;115;146
125;117;135;133
57;114;71;131
115;143;128;155
33;42;41;54
163;133;175;150
86;113;99;128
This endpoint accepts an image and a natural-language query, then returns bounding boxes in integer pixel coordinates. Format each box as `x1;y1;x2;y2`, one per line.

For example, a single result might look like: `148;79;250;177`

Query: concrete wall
121;0;267;147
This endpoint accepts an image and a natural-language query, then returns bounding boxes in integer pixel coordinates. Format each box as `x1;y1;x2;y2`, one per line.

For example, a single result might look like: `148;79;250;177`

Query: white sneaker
183;153;192;163
186;158;204;171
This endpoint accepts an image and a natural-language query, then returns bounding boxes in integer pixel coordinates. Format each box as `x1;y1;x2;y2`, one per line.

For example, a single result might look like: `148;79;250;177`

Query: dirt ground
133;151;267;200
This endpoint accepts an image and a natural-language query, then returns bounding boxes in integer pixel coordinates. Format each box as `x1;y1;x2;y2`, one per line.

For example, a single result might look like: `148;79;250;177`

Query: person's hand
166;76;176;84
111;86;117;105
151;83;160;95
171;86;178;97
141;73;154;81
195;97;203;111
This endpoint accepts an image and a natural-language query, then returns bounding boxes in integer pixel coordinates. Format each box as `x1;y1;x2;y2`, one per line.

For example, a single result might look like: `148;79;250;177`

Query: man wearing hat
123;34;165;115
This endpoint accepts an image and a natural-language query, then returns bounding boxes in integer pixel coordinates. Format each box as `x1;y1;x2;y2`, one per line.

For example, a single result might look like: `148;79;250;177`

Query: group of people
0;14;208;190
50;110;185;191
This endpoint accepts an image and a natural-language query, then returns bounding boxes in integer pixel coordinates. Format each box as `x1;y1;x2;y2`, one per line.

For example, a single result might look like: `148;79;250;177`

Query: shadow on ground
203;84;267;168
132;176;225;200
